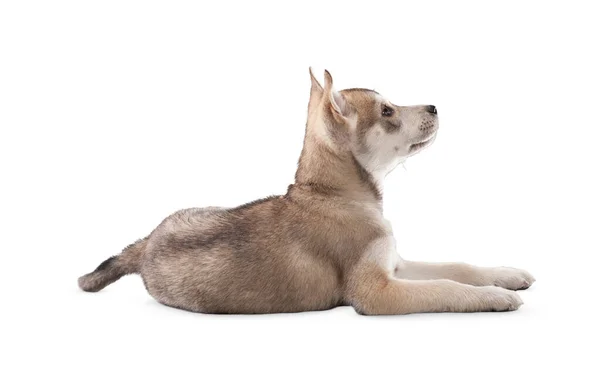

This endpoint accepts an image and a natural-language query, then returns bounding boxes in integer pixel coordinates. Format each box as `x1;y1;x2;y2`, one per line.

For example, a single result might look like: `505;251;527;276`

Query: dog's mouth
409;118;438;153
409;131;437;153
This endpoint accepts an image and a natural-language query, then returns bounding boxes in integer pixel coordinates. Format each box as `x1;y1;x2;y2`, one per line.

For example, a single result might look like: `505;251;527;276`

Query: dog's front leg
347;262;523;315
394;259;535;291
345;238;523;315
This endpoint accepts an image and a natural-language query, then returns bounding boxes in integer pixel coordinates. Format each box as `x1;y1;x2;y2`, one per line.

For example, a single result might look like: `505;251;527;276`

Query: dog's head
307;69;438;181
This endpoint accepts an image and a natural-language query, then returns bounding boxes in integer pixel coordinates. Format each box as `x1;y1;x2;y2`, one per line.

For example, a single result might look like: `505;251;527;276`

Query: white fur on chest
361;219;400;274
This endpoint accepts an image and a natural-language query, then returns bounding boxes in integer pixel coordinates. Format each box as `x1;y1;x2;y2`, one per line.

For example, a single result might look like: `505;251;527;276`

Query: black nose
426;105;437;114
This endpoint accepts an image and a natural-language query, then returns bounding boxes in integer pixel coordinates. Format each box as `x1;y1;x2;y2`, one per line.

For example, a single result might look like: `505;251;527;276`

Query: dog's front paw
490;267;535;291
480;286;524;311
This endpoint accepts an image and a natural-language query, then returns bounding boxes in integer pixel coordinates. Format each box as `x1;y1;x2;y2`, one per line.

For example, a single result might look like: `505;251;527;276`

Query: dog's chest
359;217;400;274
381;219;401;272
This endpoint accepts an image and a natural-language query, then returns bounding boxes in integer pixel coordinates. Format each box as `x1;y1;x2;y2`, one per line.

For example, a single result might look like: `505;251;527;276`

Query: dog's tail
78;237;148;292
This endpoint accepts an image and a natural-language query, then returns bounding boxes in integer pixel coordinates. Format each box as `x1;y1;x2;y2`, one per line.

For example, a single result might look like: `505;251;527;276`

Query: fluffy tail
78;237;148;292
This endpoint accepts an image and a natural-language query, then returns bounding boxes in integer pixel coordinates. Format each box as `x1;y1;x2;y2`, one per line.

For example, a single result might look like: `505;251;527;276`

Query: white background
1;1;599;391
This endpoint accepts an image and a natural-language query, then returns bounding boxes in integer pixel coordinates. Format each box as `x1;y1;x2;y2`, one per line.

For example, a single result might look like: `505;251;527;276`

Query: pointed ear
323;70;349;123
307;67;323;116
309;67;323;93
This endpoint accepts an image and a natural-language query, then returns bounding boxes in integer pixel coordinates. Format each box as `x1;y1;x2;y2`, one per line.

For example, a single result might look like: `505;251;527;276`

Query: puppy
78;69;534;315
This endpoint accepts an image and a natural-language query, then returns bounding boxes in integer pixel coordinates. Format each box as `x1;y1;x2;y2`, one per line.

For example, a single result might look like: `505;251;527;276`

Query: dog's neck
291;133;382;207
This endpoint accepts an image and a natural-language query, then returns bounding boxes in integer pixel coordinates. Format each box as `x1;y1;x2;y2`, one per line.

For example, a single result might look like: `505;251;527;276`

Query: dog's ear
323;70;350;123
308;67;323;116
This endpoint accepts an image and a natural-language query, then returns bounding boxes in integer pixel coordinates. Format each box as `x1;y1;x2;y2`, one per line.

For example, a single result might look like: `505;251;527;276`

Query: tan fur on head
78;69;534;315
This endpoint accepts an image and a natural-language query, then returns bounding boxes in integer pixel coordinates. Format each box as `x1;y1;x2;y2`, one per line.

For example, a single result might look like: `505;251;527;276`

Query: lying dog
78;69;534;315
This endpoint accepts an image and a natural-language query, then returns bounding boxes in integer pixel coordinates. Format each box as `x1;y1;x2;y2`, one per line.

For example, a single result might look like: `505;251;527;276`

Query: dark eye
382;105;394;117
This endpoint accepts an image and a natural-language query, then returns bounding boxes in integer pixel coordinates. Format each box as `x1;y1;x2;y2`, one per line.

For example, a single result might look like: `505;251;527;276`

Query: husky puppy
79;69;534;315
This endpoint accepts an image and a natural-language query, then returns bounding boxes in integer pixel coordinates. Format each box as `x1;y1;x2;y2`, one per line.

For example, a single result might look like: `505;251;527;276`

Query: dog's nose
426;105;437;114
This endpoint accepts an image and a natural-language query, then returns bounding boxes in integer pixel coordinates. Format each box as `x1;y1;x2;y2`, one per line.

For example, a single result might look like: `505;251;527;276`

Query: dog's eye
382;105;394;117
